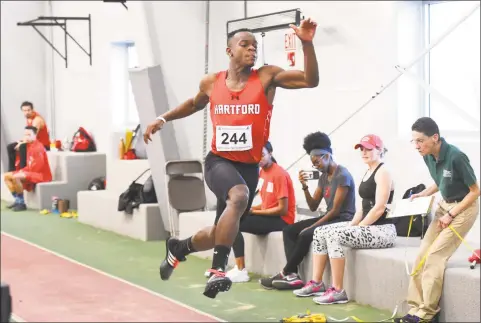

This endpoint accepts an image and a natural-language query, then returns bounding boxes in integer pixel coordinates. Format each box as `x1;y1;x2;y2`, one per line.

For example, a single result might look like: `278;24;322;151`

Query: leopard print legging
312;221;397;258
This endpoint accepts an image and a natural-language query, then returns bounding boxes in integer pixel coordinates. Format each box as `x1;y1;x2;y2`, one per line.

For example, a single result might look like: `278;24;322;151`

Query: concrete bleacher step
26;151;106;210
179;210;480;322
77;159;168;241
1;151;61;203
1;151;106;210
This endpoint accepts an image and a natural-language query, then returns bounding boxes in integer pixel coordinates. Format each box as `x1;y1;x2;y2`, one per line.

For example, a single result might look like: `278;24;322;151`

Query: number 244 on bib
215;125;253;152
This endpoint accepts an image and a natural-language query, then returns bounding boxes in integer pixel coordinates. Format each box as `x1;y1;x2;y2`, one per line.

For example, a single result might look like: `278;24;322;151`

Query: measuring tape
405;215;480;277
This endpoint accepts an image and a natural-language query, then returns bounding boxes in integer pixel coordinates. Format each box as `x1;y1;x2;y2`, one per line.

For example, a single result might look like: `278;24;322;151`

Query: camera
303;170;320;180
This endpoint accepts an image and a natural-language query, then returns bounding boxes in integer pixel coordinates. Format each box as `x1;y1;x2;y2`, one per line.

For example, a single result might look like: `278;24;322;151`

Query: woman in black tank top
358;162;394;226
295;135;397;305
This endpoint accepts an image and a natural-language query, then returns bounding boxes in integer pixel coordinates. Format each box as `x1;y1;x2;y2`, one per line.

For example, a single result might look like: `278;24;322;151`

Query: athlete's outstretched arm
143;74;214;143
270;43;319;89
268;18;319;89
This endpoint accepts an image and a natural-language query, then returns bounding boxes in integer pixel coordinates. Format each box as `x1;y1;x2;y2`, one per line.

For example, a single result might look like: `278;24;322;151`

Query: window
110;41;139;131
127;44;139;127
424;1;480;135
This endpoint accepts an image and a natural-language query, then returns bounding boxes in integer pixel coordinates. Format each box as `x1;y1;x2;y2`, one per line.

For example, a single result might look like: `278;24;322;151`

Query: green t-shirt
423;138;477;202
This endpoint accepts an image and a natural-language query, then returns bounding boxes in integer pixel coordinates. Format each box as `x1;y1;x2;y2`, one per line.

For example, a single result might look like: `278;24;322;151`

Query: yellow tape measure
282;211;478;323
281;310;326;322
406;215;479;276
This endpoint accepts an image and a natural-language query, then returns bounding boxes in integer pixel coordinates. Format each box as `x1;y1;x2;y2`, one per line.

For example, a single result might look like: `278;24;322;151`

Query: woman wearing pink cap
293;134;397;305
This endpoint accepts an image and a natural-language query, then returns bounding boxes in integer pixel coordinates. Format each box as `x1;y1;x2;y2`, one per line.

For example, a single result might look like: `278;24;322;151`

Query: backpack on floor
393;184;429;238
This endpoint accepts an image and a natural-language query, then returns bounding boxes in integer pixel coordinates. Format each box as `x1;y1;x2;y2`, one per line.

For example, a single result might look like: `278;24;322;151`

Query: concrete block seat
2;151;106;210
179;210;480;322
26;151;107;210
77;159;168;241
2;151;60;204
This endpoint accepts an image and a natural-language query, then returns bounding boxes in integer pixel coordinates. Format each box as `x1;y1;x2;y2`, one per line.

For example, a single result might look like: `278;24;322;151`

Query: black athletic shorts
204;151;259;225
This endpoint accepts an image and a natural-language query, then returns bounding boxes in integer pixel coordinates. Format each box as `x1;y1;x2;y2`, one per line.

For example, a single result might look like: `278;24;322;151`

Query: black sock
175;237;196;258
282;264;298;275
211;245;230;271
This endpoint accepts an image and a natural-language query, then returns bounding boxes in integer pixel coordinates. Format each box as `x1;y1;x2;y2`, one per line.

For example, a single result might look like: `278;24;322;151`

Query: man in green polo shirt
395;117;480;323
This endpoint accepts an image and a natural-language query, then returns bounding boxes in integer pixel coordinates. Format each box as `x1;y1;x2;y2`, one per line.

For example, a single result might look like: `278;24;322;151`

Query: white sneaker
204;269;212;278
226;265;250;283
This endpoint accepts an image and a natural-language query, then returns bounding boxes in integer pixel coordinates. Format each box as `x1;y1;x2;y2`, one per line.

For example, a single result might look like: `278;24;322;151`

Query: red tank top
27;112;50;148
209;69;273;164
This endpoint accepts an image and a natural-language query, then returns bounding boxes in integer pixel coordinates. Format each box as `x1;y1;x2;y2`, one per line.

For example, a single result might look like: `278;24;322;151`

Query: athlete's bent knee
227;185;250;213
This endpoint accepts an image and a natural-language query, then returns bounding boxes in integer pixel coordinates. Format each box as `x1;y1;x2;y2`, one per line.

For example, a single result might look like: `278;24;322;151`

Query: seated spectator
7;101;50;172
395;118;480;323
259;132;356;290
294;134;396;304
4;126;52;211
226;141;296;283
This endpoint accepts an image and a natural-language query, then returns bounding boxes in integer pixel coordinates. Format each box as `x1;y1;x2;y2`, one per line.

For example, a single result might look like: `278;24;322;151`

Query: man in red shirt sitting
3;126;53;211
7;101;50;172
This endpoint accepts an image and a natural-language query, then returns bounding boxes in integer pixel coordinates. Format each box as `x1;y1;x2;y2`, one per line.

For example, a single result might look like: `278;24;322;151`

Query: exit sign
284;33;296;52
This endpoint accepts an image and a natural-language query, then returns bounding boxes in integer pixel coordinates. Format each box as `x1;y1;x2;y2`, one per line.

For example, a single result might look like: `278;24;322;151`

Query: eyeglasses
410;138;426;145
311;154;328;167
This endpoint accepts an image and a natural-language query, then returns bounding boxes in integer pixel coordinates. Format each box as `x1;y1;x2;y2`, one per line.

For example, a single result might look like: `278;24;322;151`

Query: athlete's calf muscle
191;226;216;251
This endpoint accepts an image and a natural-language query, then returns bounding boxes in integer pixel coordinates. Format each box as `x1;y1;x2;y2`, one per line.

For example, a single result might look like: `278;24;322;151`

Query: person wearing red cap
293;134;396;304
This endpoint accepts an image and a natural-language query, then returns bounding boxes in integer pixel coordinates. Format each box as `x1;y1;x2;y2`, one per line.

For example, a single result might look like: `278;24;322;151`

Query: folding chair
164;160;206;236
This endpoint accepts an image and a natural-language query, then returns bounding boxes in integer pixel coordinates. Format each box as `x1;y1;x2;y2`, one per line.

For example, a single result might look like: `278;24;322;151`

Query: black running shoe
271;272;304;290
203;269;232;299
6;202;17;209
259;272;284;290
159;238;186;281
12;204;27;212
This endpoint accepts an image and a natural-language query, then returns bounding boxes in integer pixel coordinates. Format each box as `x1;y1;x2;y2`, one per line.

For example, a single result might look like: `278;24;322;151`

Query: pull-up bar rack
17;15;92;68
103;0;128;10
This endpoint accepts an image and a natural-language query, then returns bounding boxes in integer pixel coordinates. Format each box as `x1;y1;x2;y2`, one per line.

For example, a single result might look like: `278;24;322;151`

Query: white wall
141;1;208;160
1;1;48;143
48;1;147;157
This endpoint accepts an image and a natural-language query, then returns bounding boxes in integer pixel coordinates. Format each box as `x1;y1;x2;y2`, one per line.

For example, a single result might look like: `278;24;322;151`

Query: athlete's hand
290;18;317;43
143;119;165;144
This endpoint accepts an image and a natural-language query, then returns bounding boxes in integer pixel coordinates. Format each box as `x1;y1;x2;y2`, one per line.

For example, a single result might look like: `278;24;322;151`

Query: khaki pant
406;199;479;320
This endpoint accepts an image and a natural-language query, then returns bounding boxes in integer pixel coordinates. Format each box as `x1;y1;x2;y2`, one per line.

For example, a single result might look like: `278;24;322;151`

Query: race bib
215;125;253;152
266;182;274;193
